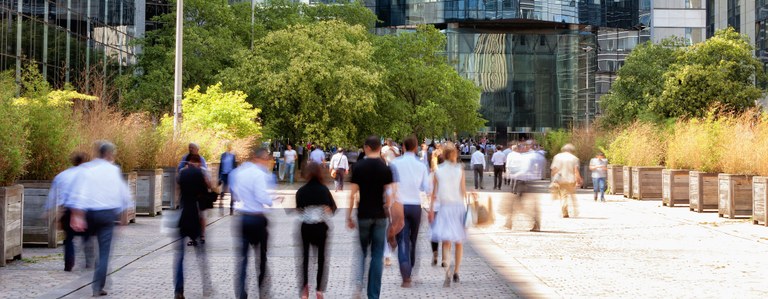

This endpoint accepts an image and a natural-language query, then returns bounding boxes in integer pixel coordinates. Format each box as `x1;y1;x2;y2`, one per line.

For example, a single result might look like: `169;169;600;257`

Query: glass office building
0;0;140;95
370;0;649;141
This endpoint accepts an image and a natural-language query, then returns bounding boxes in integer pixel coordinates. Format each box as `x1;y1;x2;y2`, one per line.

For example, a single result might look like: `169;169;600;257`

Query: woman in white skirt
428;142;466;287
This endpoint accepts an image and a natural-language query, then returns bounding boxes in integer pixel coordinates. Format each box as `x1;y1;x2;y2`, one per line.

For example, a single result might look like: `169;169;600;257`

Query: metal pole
173;0;184;133
15;0;21;93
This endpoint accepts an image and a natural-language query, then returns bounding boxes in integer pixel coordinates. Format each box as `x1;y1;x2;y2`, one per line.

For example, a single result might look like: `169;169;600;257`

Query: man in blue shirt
219;143;238;214
177;143;208;172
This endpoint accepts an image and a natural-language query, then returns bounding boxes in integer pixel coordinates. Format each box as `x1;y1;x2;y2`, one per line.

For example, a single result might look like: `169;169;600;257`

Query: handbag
201;191;217;210
331;169;337;179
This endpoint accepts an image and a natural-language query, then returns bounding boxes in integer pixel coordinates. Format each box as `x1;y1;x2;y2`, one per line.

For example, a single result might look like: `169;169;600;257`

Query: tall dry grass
755;113;768;176
718;110;763;175
666;117;724;172
154;117;257;167
606;122;666;167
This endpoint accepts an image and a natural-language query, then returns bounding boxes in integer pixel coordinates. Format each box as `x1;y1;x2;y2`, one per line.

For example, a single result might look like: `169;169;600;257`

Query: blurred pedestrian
551;144;582;218
329;148;349;192
297;143;305;170
347;136;395;299
174;154;213;298
381;138;399;165
68;141;132;297
491;145;506;190
419;143;430;170
178;143;208;173
428;142;466;287
47;152;93;272
295;163;337;299
589;152;608;202
219;143;238;214
506;144;542;231
390;136;431;288
230;147;281;299
502;143;514;186
284;144;298;184
470;145;486;190
309;145;326;167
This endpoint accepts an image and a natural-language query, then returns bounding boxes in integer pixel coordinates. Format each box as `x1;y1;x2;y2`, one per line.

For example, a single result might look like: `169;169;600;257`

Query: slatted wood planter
18;181;63;248
120;172;137;225
161;167;179;210
623;166;633;198
689;171;719;213
208;162;220;181
718;174;754;219
662;169;690;207
1;185;23;266
135;169;163;217
632;166;663;200
752;176;768;226
606;165;623;195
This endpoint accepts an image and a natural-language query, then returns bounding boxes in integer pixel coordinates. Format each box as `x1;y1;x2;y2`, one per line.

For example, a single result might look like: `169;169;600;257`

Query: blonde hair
442;142;458;162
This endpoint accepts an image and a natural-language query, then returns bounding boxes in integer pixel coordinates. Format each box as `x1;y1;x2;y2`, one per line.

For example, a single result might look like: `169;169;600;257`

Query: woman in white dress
428;142;467;287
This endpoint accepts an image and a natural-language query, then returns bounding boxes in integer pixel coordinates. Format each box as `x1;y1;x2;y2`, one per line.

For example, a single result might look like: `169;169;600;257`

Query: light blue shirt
309;149;325;164
68;159;132;212
391;152;431;205
177;154;208;172
229;162;275;213
220;152;236;174
46;166;82;210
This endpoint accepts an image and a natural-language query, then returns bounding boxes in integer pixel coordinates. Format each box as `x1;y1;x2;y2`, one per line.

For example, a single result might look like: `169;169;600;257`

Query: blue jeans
593;177;606;201
235;214;269;299
174;233;210;294
397;205;421;280
286;162;295;184
86;209;119;294
357;218;387;299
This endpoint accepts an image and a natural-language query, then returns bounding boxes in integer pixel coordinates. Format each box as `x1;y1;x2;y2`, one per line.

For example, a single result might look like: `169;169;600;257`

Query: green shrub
666;116;723;172
606;122;666;167
0;71;29;186
537;129;571;160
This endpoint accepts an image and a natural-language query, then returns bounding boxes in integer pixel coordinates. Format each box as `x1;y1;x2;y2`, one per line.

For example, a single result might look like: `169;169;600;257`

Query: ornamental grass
606;122;666;167
666;116;724;172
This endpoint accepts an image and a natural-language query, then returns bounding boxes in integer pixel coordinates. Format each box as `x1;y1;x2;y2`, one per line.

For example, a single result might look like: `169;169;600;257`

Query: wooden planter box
662;170;690;207
623;166;633;198
718;174;754;219
18;181;63;248
135;169;163;217
632;166;663;200
752;176;768;226
161;167;179;210
120;172;137;225
1;185;23;266
606;165;623;195
689;171;719;213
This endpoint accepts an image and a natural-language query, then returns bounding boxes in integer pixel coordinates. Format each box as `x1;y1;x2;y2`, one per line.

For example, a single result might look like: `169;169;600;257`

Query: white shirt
551;152;580;183
471;150;486;168
505;151;521;177
68;159;132;212
329;153;349;170
491;151;506;166
46;166;82;210
508;150;543;181
229;162;275;213
502;148;512;160
381;145;398;164
284;149;297;164
435;162;464;205
309;149;325;164
391;153;431;205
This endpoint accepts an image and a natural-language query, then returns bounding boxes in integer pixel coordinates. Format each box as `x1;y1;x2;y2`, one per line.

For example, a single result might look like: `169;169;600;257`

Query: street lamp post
173;0;184;134
582;45;593;132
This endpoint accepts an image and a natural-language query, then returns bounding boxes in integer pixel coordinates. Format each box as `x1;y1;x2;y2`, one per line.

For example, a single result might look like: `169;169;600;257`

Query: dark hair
364;136;381;151
70;152;88;166
475;145;481;151
187;154;202;163
302;161;325;181
250;147;270;160
403;136;418;152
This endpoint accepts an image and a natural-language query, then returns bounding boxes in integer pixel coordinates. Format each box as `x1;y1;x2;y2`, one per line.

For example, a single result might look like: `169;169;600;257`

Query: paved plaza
2;178;768;298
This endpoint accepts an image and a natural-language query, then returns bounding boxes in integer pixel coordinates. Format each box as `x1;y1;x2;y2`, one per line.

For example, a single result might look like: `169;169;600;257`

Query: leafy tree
651;28;765;118
373;25;485;140
180;82;261;139
0;71;28;186
221;20;381;146
599;38;684;127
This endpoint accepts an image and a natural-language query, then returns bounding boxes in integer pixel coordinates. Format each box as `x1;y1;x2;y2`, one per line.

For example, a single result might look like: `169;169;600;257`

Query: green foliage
373;25;485;140
605;122;666;166
0;71;29;186
651;28;765;118
182;83;261;139
537;130;572;161
666;116;724;172
222;20;381;146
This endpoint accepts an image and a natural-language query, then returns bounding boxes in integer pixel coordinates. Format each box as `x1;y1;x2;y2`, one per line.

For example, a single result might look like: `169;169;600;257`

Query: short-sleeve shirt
284;150;297;164
589;158;608;179
551;152;580;183
350;157;393;219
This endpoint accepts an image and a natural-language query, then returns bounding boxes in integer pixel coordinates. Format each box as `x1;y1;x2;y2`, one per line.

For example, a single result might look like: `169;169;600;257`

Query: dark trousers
298;154;303;170
334;168;345;191
357;218;387;299
430;212;439;255
174;232;211;294
493;165;504;189
86;209;118;294
396;205;421;280
61;209;93;271
473;164;484;189
301;222;329;292
236;214;269;299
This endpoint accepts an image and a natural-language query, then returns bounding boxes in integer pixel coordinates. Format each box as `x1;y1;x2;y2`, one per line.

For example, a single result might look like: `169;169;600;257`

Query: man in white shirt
470;145;486;190
502;143;514;186
69;141;132;297
381;139;399;165
390;136;431;288
329;148;350;192
551;143;582;218
229;147;280;299
283;144;298;184
491;145;506;190
309;145;326;167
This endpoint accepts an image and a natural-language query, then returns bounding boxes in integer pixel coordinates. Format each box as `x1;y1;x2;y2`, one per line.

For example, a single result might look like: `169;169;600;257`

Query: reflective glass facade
0;0;138;94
